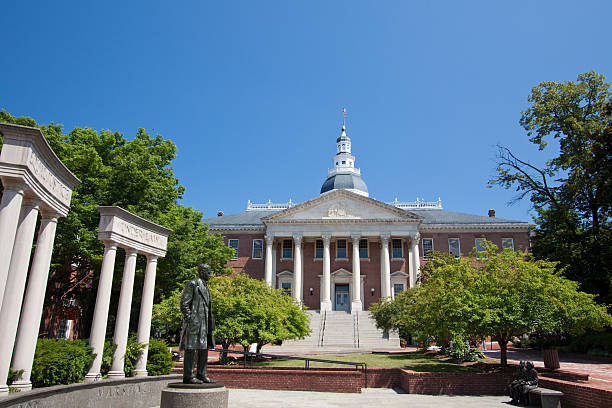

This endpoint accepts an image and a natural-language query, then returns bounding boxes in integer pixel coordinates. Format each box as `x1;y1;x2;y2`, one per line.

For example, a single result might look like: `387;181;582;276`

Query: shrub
7;368;23;386
443;338;484;362
146;338;173;376
123;336;145;377
31;339;95;387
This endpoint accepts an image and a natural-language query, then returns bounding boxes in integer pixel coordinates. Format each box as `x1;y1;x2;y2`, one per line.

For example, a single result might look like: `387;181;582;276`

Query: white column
410;233;421;288
0;198;40;396
320;234;332;311
292;234;303;303
11;212;59;391
134;255;158;377
108;249;138;378
381;233;391;299
272;244;277;289
85;242;118;381
351;234;362;313
0;180;26;308
264;235;273;286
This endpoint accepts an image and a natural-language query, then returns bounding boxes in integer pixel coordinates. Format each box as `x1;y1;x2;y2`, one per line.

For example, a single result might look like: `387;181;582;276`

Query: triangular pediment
262;190;422;223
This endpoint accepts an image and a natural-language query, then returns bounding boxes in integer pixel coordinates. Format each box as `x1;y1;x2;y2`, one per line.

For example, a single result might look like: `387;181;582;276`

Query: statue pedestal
161;382;228;408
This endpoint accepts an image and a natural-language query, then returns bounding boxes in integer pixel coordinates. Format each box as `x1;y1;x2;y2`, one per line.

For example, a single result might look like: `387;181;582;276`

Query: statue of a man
179;263;215;384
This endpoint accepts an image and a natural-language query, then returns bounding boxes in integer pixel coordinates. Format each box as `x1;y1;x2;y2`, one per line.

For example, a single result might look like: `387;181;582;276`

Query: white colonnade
86;206;170;381
0;123;81;395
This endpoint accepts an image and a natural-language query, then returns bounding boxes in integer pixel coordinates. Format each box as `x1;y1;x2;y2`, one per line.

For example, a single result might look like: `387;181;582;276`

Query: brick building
203;124;531;313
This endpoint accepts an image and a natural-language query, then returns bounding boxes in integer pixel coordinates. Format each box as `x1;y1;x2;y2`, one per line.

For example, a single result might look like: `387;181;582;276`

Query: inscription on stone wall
93;382;153;401
27;151;71;204
115;219;165;249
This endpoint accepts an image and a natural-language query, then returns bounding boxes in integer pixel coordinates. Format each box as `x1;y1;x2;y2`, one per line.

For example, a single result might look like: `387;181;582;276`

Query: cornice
419;223;533;232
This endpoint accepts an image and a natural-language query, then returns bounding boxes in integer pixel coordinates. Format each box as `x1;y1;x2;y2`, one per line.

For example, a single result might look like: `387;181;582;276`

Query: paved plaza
226;388;510;408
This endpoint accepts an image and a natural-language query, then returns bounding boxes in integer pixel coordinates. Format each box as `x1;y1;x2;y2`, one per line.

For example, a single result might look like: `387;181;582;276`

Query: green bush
123;336;145;377
100;340;117;377
31;339;95;387
567;331;612;356
146;338;173;376
444;339;484;362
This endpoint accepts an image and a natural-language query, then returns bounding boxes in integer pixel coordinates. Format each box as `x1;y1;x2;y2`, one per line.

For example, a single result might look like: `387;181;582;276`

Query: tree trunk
494;335;509;366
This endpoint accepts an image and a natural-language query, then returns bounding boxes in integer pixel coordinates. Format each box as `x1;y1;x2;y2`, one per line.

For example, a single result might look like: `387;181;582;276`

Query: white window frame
501;238;514;251
359;238;369;259
314;239;323;259
475;238;488;259
391;271;409;299
228;239;239;260
277;270;294;297
422;238;434;259
281;239;293;260
336;239;347;259
448;238;460;258
391;239;403;259
252;239;263;259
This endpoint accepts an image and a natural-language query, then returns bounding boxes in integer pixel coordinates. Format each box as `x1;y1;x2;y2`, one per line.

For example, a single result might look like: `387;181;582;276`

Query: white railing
247;199;295;211
327;167;361;177
390;197;442;209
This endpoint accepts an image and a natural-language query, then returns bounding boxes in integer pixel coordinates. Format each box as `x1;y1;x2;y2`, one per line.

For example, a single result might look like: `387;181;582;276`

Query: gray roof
203;208;528;229
320;173;369;195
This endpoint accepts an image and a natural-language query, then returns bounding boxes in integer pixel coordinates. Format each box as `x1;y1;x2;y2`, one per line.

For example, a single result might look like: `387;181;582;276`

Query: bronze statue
508;360;538;405
179;263;215;384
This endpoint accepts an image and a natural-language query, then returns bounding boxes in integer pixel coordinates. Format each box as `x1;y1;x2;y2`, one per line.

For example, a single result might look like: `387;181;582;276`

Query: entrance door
335;284;350;312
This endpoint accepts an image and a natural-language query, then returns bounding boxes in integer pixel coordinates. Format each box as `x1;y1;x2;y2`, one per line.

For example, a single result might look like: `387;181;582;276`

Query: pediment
331;268;352;277
262;190;422;223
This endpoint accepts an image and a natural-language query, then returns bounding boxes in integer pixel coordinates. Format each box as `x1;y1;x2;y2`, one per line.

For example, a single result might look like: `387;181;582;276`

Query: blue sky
1;1;610;222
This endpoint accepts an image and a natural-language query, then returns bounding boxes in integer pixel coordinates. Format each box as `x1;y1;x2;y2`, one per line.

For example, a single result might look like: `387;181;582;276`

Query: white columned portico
409;232;421;288
0;199;41;394
320;233;332;311
292;233;303;303
0;124;80;396
134;255;158;377
108;249;139;378
351;234;362;313
11;212;60;390
380;233;391;298
86;206;170;381
264;234;274;286
85;242;118;381
0;180;26;307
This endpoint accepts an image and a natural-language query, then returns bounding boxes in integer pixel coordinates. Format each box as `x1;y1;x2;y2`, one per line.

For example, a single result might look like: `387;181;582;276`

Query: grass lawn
254;352;477;372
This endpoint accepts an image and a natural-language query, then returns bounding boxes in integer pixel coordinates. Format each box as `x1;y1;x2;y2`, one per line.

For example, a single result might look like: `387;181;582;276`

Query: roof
320;173;369;195
203;208;529;229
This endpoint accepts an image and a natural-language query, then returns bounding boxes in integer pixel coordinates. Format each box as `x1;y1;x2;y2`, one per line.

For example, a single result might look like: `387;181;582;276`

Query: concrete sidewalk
227;388;510;408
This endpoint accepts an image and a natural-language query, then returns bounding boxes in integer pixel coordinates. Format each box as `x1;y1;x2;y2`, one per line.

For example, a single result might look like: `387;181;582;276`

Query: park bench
528;387;563;408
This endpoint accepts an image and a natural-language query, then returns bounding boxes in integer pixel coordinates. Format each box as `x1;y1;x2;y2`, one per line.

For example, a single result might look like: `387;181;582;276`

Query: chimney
488;209;495;218
217;211;224;217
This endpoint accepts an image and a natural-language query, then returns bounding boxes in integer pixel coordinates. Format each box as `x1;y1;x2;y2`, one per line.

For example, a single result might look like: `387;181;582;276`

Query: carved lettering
115;219;164;248
27;151;71;204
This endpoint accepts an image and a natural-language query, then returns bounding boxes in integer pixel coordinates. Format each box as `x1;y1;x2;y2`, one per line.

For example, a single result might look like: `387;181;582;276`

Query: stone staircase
261;310;400;353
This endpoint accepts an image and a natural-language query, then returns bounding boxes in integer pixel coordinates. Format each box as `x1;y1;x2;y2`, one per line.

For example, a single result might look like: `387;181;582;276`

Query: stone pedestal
161;382;228;408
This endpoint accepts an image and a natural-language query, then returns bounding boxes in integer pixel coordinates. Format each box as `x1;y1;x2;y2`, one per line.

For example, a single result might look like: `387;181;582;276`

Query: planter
542;349;560;369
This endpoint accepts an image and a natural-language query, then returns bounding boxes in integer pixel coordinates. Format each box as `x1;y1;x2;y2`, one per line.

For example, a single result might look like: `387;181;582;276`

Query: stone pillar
134;255;158;377
0;180;26;308
10;212;59;390
351;234;362;313
410;233;421;288
320;234;332;311
0;198;40;396
85;242;118;381
272;245;277;289
108;249;138;378
380;233;391;298
264;235;273;287
292;234;303;303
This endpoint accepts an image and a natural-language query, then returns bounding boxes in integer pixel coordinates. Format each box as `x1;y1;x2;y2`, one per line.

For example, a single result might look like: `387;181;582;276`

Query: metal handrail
211;348;368;388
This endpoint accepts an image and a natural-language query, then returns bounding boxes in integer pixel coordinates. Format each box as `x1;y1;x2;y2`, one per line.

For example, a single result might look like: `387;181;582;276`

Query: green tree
370;245;612;365
489;72;612;303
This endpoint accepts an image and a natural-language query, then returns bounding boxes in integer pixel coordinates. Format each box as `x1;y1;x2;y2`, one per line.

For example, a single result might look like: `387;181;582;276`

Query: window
422;238;433;259
448;238;460;258
392;239;403;258
475;238;487;259
282;239;293;259
342;160;346;164
393;283;404;297
336;239;347;258
281;282;292;296
252;239;263;259
359;239;368;258
228;239;239;260
501;238;514;251
315;239;323;259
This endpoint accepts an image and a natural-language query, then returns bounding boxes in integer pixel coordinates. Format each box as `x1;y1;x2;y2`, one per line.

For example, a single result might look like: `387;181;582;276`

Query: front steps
262;310;400;353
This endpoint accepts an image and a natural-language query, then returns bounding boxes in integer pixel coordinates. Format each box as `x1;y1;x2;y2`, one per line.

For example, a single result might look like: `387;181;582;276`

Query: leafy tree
0;110;233;337
370;244;612;365
489;72;612;303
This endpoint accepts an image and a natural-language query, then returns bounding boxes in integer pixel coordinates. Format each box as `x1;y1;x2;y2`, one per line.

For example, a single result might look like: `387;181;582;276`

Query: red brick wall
419;231;530;259
400;370;513;395
224;233;265;278
539;377;612;408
